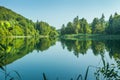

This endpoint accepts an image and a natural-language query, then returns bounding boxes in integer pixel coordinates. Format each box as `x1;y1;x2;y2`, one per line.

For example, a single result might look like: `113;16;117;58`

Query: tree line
1;6;120;37
0;6;58;37
60;13;120;35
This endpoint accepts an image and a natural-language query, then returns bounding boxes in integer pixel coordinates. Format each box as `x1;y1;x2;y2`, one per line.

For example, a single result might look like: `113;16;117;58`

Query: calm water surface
0;38;120;80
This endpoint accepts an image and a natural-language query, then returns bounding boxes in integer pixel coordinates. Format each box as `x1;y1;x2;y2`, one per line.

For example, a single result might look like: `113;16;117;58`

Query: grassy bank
60;34;120;40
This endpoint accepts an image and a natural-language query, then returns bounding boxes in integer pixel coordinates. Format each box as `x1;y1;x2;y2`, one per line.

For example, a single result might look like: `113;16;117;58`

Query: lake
0;38;120;80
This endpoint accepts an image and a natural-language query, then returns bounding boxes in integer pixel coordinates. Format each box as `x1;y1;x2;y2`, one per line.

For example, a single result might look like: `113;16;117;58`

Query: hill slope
0;6;58;37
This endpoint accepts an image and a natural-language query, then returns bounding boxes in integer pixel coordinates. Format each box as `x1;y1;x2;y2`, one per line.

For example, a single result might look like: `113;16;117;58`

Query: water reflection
0;38;57;66
0;38;120;80
61;39;92;57
60;39;120;79
36;38;57;52
60;39;120;59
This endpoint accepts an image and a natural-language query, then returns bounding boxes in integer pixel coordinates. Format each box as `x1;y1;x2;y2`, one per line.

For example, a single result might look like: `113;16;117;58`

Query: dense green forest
0;6;58;37
1;6;120;37
60;13;120;35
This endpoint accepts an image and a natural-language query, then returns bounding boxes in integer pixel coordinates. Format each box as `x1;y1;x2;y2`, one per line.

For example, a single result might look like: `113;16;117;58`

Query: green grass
61;34;120;40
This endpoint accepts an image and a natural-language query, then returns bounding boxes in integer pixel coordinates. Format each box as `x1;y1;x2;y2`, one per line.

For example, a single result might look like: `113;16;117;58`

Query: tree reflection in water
60;39;120;79
0;38;120;80
0;37;57;80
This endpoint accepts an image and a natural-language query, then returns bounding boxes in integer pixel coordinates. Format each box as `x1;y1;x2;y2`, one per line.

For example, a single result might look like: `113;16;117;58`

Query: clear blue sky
0;0;120;29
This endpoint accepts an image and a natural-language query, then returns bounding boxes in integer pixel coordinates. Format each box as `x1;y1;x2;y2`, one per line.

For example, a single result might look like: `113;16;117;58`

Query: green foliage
0;6;37;36
60;16;91;35
95;57;120;80
61;24;66;35
0;6;58;37
106;13;120;34
80;18;91;34
1;6;120;37
60;13;120;35
91;14;105;34
35;21;58;37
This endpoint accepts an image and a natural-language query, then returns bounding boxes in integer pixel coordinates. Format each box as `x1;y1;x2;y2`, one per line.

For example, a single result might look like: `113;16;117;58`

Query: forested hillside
0;6;58;37
1;6;120;37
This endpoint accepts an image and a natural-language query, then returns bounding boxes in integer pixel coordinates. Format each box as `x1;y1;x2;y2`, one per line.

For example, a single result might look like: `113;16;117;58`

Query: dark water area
0;38;120;80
